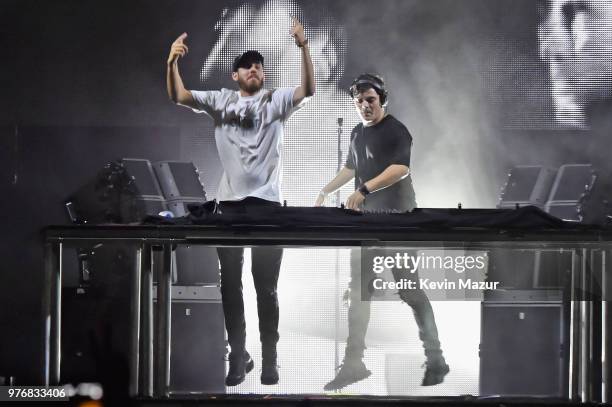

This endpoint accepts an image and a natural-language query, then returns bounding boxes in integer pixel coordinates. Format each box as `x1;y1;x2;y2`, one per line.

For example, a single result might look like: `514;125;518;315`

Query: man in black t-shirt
316;73;449;390
344;106;417;212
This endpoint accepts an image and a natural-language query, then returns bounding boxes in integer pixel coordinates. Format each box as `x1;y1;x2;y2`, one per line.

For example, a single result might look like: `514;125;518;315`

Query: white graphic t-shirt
190;87;298;202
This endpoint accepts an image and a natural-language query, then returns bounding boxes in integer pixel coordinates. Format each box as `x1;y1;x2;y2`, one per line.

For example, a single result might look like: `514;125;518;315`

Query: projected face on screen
539;0;612;128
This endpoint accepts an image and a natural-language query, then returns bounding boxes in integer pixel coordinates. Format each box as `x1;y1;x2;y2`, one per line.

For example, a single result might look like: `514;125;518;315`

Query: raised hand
167;33;189;65
290;17;307;47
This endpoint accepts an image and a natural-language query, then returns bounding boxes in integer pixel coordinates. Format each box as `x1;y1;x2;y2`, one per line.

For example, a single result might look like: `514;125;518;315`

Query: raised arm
345;165;410;210
166;33;196;108
290;18;315;105
315;166;355;206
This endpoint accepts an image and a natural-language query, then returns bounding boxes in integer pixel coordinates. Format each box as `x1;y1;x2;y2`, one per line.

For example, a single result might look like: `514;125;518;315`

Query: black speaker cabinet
479;293;568;397
155;286;226;394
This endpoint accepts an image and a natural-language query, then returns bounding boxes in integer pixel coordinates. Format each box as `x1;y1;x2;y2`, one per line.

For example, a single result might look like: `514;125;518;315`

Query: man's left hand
290;17;307;46
346;190;366;211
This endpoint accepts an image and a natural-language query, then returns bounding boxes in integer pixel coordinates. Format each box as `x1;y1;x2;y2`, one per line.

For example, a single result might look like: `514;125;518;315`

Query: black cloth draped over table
143;203;594;230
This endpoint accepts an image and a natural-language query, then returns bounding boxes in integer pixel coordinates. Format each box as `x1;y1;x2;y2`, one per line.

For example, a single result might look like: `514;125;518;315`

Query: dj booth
42;206;612;402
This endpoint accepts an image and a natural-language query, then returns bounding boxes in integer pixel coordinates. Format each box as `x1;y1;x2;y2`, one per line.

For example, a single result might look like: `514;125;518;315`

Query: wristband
296;38;309;48
358;184;370;196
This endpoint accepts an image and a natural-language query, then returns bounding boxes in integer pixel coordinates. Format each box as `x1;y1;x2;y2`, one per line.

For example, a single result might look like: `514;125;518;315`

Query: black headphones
349;73;388;107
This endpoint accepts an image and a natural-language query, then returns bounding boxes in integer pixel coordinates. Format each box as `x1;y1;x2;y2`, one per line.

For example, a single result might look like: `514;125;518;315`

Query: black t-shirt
346;115;417;211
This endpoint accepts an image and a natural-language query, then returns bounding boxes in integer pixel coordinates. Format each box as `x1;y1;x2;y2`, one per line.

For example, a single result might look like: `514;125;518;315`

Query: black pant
216;198;283;362
345;248;442;360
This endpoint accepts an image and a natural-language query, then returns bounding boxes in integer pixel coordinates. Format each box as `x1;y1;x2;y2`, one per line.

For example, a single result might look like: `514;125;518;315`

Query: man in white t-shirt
166;18;314;386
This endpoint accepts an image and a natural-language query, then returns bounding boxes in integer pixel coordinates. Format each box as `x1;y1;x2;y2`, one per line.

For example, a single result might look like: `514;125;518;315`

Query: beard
238;76;264;94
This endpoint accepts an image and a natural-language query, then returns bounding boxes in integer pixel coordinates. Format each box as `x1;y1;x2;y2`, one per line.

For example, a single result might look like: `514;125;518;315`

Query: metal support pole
42;242;62;385
42;242;62;386
333;118;344;380
129;245;143;397
604;250;611;403
140;244;153;397
569;249;581;400
154;244;172;397
589;249;603;402
606;298;611;403
581;249;592;402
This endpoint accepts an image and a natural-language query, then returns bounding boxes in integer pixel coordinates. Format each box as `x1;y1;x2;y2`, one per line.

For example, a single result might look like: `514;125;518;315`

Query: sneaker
421;358;449;386
261;360;279;385
324;359;371;391
225;351;255;386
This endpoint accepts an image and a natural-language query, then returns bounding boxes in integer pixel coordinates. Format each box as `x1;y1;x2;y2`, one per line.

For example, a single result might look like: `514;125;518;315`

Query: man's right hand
314;192;326;207
167;33;189;66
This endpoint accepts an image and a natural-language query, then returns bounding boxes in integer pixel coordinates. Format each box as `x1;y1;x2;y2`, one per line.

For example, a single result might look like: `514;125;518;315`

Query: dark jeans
345;248;442;361
216;198;283;362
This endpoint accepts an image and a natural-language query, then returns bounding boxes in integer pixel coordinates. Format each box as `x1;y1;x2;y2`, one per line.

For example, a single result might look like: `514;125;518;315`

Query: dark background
0;0;600;384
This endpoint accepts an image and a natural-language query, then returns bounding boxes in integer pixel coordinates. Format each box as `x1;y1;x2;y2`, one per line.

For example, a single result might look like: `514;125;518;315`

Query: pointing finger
176;32;188;43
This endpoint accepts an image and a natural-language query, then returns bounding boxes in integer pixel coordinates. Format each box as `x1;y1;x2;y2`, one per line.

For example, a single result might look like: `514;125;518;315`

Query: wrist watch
358;184;370;196
297;38;309;48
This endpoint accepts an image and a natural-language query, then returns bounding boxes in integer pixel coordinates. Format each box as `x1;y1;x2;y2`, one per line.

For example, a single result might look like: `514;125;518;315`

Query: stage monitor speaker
547;164;595;202
153;161;207;201
479;293;567;397
121;158;164;198
498;166;557;209
545;164;596;221
154;286;225;394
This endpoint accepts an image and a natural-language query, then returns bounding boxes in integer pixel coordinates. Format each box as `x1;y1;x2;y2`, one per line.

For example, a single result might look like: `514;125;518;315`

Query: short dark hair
232;50;265;72
349;73;388;106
